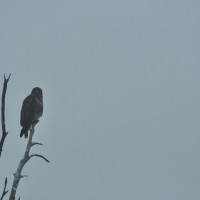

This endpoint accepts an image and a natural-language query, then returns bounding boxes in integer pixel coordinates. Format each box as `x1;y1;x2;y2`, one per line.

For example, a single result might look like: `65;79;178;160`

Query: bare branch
20;175;28;179
0;74;11;157
31;142;43;147
29;154;50;163
0;177;8;200
13;173;28;179
9;128;49;200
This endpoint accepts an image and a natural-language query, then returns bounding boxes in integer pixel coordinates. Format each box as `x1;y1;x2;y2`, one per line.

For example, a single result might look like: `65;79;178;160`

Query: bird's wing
20;94;35;127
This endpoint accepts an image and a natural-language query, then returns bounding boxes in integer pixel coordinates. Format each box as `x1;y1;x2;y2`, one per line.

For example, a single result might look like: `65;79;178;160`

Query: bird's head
31;87;43;100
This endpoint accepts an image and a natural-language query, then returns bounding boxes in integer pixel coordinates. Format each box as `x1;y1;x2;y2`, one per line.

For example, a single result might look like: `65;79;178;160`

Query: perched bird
20;87;43;138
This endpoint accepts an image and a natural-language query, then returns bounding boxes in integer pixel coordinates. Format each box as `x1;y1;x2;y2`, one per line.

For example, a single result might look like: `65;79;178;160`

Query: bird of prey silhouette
20;87;43;138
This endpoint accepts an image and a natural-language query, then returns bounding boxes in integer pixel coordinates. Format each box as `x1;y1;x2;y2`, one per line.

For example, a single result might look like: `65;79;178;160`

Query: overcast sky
0;0;200;199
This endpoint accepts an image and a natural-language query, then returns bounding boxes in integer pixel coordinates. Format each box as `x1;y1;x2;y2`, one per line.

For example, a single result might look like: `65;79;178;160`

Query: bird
20;87;43;138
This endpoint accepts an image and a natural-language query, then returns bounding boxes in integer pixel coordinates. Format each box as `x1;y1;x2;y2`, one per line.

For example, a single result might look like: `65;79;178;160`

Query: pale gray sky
0;0;200;199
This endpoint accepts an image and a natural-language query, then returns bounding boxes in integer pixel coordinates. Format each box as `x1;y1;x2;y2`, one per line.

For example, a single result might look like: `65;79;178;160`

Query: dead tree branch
9;128;49;200
29;154;50;163
0;177;8;200
31;142;43;147
0;74;11;157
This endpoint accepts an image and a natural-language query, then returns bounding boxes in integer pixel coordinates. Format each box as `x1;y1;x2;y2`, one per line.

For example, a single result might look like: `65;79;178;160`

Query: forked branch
0;177;8;200
9;128;49;200
0;74;11;157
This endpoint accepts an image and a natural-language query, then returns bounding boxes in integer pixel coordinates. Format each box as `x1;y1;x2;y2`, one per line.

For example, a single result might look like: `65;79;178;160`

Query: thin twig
0;177;8;200
29;154;50;163
0;74;11;157
31;142;43;147
19;175;28;179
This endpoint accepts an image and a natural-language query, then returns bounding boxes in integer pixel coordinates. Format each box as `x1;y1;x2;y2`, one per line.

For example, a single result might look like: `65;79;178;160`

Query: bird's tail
20;127;28;138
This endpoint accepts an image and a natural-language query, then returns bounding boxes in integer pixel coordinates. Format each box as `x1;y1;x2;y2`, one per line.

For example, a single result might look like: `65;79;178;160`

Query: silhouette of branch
0;177;8;200
29;154;50;163
9;128;49;200
0;74;11;157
